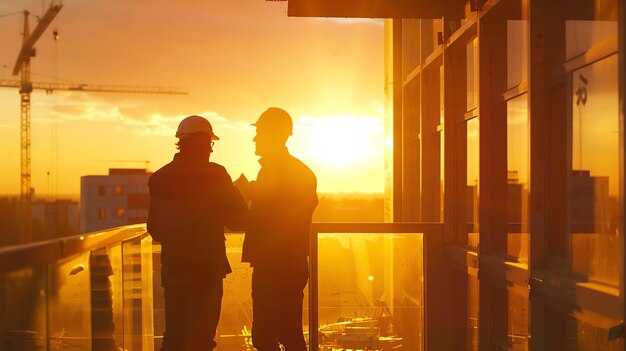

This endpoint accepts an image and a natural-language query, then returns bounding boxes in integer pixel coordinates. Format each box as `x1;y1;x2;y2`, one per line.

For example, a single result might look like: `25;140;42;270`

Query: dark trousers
251;265;309;351
161;278;223;351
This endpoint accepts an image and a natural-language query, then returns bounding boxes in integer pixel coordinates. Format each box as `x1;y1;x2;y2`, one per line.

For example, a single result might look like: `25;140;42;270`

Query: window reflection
566;20;617;60
402;19;420;77
571;54;619;285
466;38;478;110
507;94;529;262
508;288;528;350
546;307;623;350
467;118;479;248
468;274;479;350
318;233;423;351
507;20;528;89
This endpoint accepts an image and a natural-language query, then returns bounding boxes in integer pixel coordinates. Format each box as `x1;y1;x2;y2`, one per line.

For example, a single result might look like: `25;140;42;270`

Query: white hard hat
176;115;219;140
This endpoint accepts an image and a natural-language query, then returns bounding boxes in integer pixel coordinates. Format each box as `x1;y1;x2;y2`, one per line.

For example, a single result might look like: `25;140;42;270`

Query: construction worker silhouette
239;107;318;351
147;115;248;351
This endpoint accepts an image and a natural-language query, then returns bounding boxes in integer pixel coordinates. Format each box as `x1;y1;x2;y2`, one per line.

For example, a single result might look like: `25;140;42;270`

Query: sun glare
295;115;382;167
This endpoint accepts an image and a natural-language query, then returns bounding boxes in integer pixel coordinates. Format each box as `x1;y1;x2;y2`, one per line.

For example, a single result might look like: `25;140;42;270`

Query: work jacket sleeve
147;175;178;242
215;166;249;231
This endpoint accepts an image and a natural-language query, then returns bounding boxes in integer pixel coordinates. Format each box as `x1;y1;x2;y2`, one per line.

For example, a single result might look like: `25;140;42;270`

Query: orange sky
0;0;385;197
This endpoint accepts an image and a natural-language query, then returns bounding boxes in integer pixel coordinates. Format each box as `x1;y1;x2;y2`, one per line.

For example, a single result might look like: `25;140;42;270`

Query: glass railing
0;224;152;351
0;222;441;351
309;223;441;351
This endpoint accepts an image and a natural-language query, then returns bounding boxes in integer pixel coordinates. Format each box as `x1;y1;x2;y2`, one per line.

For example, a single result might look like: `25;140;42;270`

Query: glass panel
466;38;479;110
47;252;92;351
151;233;259;350
403;19;420;78
402;78;421;221
152;241;165;350
571;54;620;285
467;118;479;248
139;236;155;348
90;247;120;351
105;243;125;350
566;20;617;60
468;274;479;350
122;237;148;351
438;66;444;223
507;20;529;89
546;307;624;350
1;265;48;350
219;233;255;350
420;19;443;61
421;63;443;223
440;128;445;222
507;287;529;350
507;94;529;263
318;233;423;351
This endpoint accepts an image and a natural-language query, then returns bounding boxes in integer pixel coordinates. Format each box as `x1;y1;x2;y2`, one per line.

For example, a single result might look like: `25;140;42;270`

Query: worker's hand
233;173;251;201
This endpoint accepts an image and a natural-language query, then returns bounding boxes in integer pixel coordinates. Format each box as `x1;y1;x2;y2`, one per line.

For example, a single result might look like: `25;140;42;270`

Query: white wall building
80;169;151;233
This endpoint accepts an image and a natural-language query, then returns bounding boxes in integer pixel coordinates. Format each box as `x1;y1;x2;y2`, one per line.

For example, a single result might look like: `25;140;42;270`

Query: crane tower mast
9;4;186;243
13;5;63;244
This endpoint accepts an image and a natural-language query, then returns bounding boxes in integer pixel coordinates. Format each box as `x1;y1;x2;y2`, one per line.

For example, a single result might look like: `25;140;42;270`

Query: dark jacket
242;148;318;269
147;153;248;286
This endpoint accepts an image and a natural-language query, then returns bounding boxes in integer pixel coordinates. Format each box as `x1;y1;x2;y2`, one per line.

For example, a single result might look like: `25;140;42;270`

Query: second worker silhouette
240;107;318;351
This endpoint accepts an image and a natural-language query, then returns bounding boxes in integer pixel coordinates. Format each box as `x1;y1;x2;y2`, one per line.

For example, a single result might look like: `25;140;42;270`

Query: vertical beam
393;19;404;222
528;0;548;349
424;226;447;349
614;0;626;349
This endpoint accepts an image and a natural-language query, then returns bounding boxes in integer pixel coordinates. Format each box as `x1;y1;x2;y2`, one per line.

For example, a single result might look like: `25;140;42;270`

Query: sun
293;115;383;168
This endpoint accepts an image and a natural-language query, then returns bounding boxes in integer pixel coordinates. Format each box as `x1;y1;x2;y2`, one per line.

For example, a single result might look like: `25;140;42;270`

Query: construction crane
7;3;187;243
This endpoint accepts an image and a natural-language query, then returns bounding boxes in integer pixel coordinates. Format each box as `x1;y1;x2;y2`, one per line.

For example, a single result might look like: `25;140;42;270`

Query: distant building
32;199;79;240
81;168;152;233
313;193;384;222
0;197;79;246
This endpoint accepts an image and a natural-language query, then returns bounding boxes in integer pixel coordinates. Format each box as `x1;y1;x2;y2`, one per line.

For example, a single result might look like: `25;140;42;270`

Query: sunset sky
0;0;384;197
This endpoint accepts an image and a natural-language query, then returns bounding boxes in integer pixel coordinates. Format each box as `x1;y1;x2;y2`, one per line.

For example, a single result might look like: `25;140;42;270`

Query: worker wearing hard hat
238;107;318;351
147;115;248;351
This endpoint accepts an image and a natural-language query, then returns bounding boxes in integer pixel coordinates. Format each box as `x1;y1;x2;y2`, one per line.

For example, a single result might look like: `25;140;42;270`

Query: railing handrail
0;221;443;272
311;221;443;233
0;224;148;273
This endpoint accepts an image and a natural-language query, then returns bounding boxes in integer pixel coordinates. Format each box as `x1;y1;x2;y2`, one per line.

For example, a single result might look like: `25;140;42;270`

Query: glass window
466;38;478;110
570;54;619;285
507;20;528;89
98;185;106;196
508;287;529;350
467;118;479;248
468;274;479;350
507;94;529;263
117;208;125;219
565;20;617;61
546;307;623;350
421;63;443;222
420;19;443;61
115;185;123;196
402;19;420;78
98;208;106;219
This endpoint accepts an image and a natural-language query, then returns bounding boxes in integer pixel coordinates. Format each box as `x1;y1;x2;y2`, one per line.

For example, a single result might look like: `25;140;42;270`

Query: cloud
32;117;67;125
102;110;249;138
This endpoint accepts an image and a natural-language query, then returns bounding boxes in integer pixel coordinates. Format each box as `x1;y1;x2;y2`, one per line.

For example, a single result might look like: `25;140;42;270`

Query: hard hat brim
176;132;220;141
